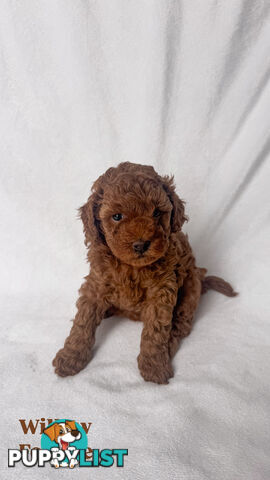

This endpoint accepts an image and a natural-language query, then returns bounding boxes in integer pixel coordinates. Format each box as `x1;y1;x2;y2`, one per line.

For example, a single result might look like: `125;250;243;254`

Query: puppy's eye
153;208;161;218
59;429;64;434
112;213;123;221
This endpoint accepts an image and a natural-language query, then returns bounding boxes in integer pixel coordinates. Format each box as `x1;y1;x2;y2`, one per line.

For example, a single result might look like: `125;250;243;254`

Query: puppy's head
80;162;187;267
44;421;81;448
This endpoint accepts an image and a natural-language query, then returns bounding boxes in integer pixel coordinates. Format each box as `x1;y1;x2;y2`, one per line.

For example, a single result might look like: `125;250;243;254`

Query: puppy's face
55;423;80;448
81;163;187;267
99;175;172;266
44;421;81;449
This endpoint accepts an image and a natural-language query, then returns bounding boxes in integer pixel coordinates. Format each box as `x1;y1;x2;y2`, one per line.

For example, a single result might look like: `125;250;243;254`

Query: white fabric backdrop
1;1;270;478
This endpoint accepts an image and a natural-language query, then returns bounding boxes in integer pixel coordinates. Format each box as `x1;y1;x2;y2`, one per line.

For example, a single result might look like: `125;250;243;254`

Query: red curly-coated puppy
53;162;236;384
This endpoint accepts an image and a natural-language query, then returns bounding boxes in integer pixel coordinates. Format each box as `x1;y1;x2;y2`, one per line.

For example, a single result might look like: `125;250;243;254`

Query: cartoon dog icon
44;420;81;468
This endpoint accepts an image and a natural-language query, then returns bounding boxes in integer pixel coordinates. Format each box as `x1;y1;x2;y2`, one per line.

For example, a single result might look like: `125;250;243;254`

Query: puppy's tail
201;275;238;297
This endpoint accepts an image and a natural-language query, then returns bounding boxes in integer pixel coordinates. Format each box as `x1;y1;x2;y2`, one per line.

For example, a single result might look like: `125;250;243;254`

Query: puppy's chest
100;262;178;312
108;271;147;310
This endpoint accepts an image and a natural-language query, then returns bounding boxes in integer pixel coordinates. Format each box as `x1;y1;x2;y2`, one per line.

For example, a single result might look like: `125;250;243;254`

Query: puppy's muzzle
133;240;151;254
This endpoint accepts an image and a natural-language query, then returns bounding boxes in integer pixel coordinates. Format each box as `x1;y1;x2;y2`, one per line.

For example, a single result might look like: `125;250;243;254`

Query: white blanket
1;1;270;478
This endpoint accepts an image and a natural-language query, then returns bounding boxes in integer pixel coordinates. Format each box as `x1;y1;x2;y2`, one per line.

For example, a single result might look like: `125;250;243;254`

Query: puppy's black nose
133;240;151;254
71;429;79;437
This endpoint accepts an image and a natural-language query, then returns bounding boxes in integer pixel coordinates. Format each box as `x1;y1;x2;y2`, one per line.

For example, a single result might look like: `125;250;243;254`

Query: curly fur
53;162;237;384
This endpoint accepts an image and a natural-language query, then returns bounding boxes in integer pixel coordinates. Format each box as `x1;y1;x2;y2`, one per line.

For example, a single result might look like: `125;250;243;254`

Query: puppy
44;421;81;450
44;421;81;468
53;162;236;384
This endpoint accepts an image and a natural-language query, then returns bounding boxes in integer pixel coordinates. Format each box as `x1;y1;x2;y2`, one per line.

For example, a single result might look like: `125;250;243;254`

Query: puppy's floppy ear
79;174;108;246
161;175;188;232
44;424;57;442
80;167;118;246
79;192;103;246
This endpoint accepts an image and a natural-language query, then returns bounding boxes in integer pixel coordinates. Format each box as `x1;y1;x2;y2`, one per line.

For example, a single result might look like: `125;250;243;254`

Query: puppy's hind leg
168;270;202;358
53;285;108;377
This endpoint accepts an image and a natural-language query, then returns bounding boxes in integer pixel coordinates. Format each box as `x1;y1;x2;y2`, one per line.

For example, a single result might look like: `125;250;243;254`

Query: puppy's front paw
52;347;91;377
137;352;173;384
